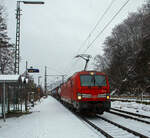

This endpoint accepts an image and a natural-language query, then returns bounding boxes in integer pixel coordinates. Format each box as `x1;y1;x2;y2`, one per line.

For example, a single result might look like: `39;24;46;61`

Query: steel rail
54;96;113;138
51;96;148;138
96;115;149;138
79;115;113;138
111;108;150;119
108;110;150;124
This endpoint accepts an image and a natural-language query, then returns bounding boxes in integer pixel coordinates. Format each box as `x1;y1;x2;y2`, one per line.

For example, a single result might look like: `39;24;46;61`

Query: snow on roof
0;75;20;83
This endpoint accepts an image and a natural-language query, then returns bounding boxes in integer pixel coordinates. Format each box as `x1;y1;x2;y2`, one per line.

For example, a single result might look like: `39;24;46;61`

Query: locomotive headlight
106;96;110;99
77;93;82;100
78;95;82;100
77;93;92;100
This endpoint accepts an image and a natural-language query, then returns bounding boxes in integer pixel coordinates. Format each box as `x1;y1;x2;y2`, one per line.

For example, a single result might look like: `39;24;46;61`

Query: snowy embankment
0;96;100;138
1;97;150;138
111;101;150;116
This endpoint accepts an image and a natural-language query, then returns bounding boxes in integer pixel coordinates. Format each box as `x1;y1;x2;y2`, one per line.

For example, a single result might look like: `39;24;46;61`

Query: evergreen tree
0;4;14;74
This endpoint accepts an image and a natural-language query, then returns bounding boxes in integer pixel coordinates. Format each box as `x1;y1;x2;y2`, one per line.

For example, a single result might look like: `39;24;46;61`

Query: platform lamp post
15;1;44;74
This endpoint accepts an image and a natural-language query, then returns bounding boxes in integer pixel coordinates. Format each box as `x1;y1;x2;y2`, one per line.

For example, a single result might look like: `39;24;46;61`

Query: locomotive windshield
80;75;106;86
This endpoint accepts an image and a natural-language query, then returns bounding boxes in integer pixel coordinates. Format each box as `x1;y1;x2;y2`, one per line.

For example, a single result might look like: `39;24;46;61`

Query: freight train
51;70;111;114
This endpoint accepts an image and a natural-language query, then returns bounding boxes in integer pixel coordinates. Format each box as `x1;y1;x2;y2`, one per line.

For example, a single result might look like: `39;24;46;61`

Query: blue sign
28;68;39;73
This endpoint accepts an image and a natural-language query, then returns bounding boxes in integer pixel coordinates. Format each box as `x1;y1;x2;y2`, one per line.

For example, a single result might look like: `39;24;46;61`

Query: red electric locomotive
60;70;110;114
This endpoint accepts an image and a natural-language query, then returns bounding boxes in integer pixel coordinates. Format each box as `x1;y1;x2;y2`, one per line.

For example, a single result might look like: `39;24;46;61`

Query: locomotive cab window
80;75;106;87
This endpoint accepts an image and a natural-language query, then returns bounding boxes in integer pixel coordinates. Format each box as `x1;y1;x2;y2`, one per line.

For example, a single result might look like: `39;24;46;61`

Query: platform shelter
0;75;21;121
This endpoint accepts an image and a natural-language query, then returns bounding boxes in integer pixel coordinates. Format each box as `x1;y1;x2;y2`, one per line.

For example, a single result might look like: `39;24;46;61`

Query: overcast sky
1;0;145;84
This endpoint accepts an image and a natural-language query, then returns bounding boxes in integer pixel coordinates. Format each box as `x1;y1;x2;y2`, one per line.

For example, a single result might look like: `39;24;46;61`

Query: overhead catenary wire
64;0;116;75
83;0;131;53
64;58;80;77
46;66;65;75
64;0;131;77
75;0;116;56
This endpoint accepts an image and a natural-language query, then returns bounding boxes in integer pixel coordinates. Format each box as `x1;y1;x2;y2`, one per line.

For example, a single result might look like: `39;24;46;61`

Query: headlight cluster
77;93;92;100
106;95;110;99
77;93;110;100
98;93;110;99
106;93;110;99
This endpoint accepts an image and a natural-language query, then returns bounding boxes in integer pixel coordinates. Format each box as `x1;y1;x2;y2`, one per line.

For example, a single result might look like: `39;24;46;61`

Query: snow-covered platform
0;96;99;138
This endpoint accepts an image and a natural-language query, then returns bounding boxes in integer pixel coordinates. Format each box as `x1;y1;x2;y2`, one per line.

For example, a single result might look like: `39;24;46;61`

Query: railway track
74;111;149;138
56;98;112;137
111;108;150;119
79;115;113;138
107;110;150;124
54;97;150;137
95;114;148;138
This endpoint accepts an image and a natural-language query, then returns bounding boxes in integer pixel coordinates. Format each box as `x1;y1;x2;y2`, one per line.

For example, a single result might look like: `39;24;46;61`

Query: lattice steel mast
15;1;21;74
14;1;44;74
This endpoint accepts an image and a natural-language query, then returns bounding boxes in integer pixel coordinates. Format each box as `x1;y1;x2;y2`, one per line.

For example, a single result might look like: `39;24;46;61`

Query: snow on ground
0;96;99;138
101;112;150;137
111;101;150;116
1;97;150;138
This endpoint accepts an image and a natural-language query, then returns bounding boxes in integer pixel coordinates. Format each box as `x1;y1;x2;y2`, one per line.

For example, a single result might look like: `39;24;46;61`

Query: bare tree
94;1;150;95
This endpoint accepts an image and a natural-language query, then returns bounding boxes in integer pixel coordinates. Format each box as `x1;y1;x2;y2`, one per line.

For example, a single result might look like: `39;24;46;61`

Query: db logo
93;95;97;98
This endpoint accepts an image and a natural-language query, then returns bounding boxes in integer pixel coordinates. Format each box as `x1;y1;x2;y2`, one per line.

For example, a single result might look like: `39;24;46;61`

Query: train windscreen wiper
90;76;100;88
94;76;104;88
